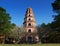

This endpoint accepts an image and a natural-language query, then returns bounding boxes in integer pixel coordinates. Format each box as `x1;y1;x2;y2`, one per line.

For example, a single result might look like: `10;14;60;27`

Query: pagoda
23;7;39;43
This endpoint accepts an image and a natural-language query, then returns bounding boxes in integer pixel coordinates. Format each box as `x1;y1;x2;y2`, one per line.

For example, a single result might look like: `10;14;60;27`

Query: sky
0;0;55;26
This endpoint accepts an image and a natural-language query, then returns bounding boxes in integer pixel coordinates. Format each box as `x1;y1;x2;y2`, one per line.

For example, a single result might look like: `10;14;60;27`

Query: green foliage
0;7;15;35
49;0;60;43
51;0;60;31
0;7;6;13
52;0;60;13
8;26;18;39
37;23;52;42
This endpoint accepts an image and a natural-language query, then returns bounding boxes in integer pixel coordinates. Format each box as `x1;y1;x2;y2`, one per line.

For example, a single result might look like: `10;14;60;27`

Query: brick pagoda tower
23;7;39;43
23;8;36;33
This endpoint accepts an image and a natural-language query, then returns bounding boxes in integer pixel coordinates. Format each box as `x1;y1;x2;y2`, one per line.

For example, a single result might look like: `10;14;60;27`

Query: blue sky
0;0;55;26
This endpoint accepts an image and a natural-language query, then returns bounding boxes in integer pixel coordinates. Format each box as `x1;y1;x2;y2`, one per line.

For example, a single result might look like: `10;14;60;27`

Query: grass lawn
0;44;60;46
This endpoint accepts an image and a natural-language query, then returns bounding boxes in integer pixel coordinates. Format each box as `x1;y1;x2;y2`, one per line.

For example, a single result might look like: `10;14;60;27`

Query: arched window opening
28;23;31;26
28;29;31;32
29;18;31;21
29;15;30;16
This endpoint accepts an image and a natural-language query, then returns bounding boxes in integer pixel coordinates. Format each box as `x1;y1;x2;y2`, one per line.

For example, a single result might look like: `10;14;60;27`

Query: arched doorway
28;36;33;43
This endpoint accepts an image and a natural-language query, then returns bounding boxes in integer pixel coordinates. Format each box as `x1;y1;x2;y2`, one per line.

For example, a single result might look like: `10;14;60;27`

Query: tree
37;23;52;43
0;7;16;44
8;26;27;43
52;0;60;29
52;0;60;34
0;7;15;36
50;0;60;43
